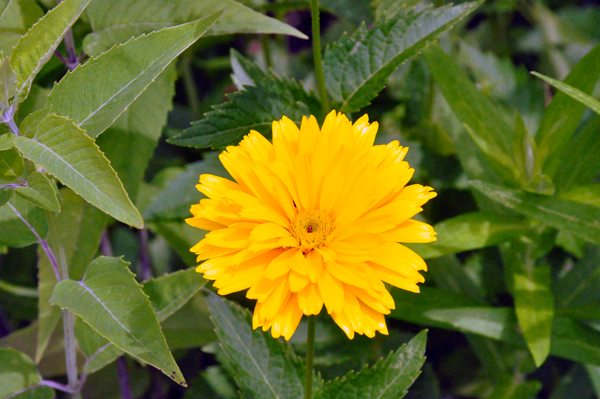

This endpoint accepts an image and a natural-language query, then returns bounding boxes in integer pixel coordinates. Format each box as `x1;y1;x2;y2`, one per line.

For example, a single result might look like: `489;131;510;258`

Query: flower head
187;111;437;340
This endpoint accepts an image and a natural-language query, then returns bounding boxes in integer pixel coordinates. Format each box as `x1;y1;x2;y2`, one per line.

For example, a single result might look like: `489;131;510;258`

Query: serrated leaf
323;1;482;113
14;113;143;228
533;44;600;179
0;148;23;180
470;180;600;246
0;195;47;247
315;330;427;399
49;256;186;385
36;188;105;362
14;172;59;211
423;43;518;186
47;11;223;139
205;292;309;399
168;52;321;148
0;348;53;399
407;212;533;259
143;154;228;221
9;0;91;102
503;243;554;367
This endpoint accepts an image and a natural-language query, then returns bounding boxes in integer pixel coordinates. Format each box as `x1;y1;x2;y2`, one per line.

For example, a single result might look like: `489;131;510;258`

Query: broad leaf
0;187;11;206
0;132;15;150
15;112;143;228
315;331;427;399
50;256;185;385
9;0;91;102
36;188;105;362
47;10;223;139
533;44;600;179
0;0;12;22
323;2;482;113
168;51;321;148
0;195;47;247
206;292;311;399
0;148;23;180
143;154;228;221
14;171;59;212
0;348;53;399
470;181;600;245
504;243;554;367
407;212;533;259
96;65;176;202
423;43;518;185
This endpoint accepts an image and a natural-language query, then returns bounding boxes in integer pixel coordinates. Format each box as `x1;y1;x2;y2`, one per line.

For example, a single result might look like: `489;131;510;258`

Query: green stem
310;0;330;116
261;35;273;70
181;51;201;120
304;316;316;399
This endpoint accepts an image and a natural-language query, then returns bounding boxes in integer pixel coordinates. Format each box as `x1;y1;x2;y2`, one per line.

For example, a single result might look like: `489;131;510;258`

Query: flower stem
310;0;330;116
5;116;20;136
304;315;316;399
116;356;134;399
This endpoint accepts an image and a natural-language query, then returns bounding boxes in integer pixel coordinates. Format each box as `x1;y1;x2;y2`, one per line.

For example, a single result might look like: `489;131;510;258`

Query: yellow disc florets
290;209;333;252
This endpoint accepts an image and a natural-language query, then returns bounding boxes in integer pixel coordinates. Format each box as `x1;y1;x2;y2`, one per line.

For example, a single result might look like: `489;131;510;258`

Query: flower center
291;209;333;252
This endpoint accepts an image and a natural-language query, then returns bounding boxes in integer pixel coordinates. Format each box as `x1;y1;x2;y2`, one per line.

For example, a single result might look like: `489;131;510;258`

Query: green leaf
423;43;518;186
554;246;600;308
143;154;228;221
168;51;321;148
504;243;554;367
470;180;600;246
558;184;600;208
36;188;105;362
9;0;91;102
323;2;482;113
551;316;600;367
0;348;53;399
0;132;15;150
14;172;59;211
14;113;143;228
0;0;12;22
533;71;600;116
554;114;600;191
533;44;600;179
315;331;427;399
407;212;533;259
148;221;206;267
205;292;309;399
47;11;223;139
96;64;177;202
0;148;24;180
49;256;185;385
0;187;12;206
0;55;17;105
0;195;47;247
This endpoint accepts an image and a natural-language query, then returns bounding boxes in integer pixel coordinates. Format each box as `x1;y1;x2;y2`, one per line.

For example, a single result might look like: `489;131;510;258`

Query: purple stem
54;50;69;65
5;380;74;398
0;183;27;189
0;310;11;338
101;230;113;256
7;203;60;280
116;357;134;399
139;228;152;281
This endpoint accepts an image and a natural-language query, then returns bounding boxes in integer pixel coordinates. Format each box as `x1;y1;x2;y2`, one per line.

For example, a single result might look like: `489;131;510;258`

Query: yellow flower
187;111;437;340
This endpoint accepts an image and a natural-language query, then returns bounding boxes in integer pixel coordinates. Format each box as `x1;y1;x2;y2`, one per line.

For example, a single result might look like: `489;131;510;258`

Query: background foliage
1;0;600;398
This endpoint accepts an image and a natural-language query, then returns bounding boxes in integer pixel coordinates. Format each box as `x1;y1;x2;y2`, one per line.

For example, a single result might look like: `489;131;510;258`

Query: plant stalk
310;0;330;116
116;357;134;399
304;315;316;399
139;227;152;281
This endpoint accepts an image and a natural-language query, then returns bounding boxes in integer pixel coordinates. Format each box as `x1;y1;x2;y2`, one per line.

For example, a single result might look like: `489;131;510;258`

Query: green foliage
168;51;321;148
13;172;59;212
206;292;311;399
323;1;482;113
48;10;224;139
50;256;185;385
0;195;47;247
0;348;53;399
15;112;143;227
315;330;427;399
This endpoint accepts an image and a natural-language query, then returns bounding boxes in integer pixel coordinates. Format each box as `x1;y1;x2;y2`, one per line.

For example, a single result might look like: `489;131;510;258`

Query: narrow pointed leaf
14;172;59;211
532;71;600;116
323;1;482;113
408;212;533;259
504;244;554;367
168;51;321;148
47;10;223;139
49;256;186;385
315;331;427;399
0;348;53;399
470;180;600;245
9;0;91;102
534;44;600;178
14;113;143;228
206;292;312;399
